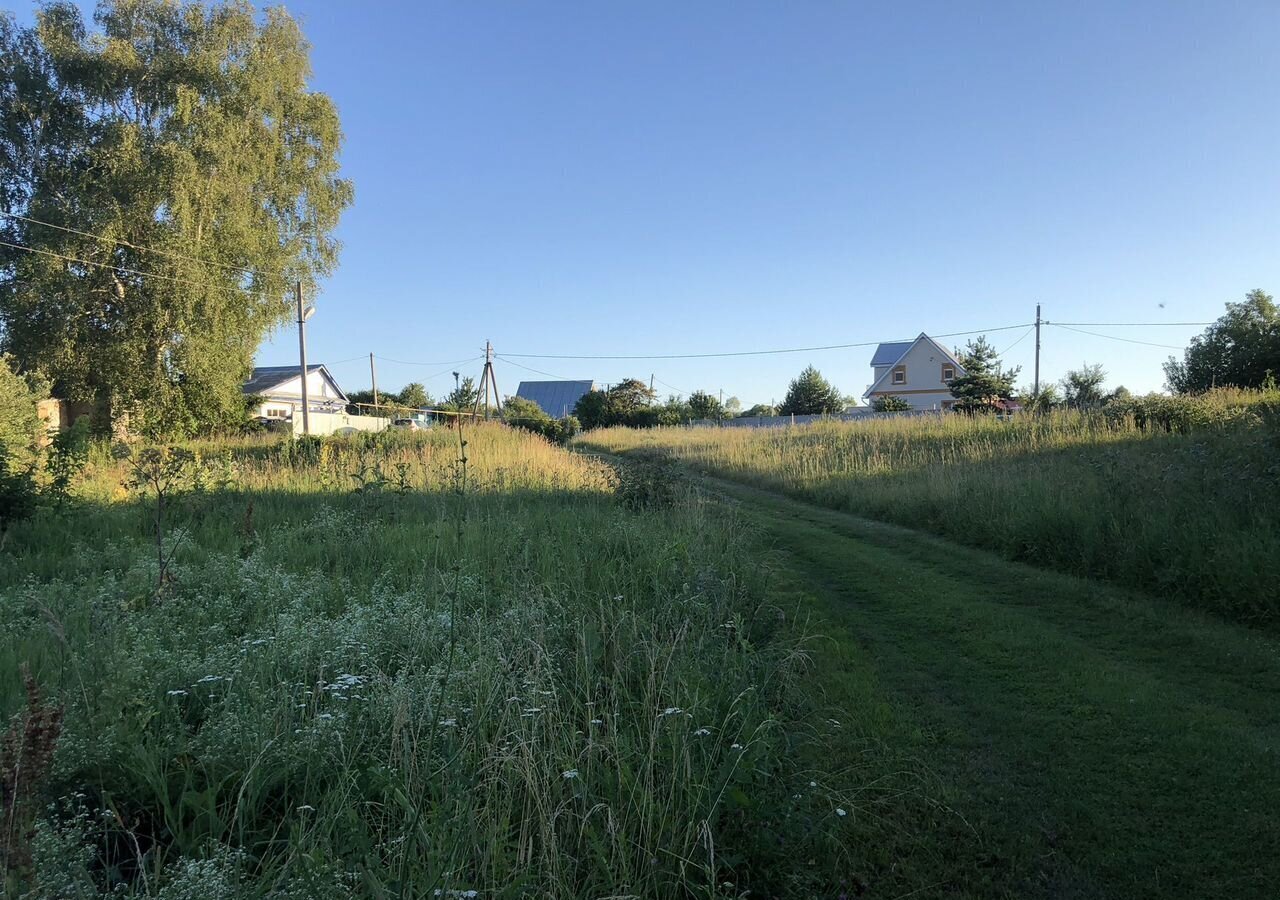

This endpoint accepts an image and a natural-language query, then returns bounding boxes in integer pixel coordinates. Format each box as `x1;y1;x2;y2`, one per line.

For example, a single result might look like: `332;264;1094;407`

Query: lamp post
296;281;315;436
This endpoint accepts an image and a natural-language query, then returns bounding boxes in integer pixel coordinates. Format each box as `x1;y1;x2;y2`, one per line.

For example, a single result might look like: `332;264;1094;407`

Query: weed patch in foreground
0;426;920;897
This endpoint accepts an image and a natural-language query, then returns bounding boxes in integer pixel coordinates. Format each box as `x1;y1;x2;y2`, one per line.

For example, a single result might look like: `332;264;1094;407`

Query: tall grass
1;426;877;897
577;394;1280;625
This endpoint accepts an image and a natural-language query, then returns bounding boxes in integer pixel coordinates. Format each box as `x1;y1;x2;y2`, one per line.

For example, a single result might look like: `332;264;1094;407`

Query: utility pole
296;281;311;436
370;353;379;412
650;373;654;394
471;340;502;420
1033;303;1042;397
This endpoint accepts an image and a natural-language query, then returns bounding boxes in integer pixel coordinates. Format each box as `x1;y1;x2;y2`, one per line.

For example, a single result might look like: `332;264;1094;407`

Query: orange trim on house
867;388;958;396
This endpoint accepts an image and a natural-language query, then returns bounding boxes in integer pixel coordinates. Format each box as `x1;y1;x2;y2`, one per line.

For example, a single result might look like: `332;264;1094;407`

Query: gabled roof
243;365;348;402
862;333;965;398
870;341;913;367
515;380;595;417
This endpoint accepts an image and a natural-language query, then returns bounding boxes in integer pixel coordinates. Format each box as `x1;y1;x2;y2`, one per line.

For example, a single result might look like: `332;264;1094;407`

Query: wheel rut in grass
675;467;1280;899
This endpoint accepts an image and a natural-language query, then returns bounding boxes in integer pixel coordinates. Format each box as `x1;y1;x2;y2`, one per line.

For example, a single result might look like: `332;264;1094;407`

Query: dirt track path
691;471;1280;899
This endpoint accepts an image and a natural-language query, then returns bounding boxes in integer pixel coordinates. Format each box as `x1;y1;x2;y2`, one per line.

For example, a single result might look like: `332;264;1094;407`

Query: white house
862;333;965;411
243;365;349;421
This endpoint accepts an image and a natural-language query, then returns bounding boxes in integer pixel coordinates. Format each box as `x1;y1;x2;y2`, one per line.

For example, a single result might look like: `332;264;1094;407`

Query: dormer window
942;365;956;382
892;367;907;385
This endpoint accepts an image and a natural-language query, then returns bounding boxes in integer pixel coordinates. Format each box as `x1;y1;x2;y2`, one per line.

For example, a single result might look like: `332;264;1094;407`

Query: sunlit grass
577;396;1280;624
1;425;875;897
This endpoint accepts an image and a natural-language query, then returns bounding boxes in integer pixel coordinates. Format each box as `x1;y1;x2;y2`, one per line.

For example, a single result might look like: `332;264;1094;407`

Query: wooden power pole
370;353;379;411
1033;303;1042;396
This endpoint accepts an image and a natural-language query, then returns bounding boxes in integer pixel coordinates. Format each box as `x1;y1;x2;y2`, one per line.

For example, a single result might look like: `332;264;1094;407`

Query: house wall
866;340;962;410
256;370;347;413
253;400;296;420
294;411;390;437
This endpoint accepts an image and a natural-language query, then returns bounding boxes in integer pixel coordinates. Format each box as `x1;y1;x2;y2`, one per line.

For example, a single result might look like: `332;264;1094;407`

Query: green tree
778;366;843;416
687;390;724;420
1061;364;1108;409
1018;383;1060;413
396;382;431;410
723;396;742;415
0;354;49;466
442;377;480;412
572;379;657;429
573;389;611;430
871;395;911;412
739;403;777;418
948;337;1020;412
0;1;353;435
1164;289;1280;393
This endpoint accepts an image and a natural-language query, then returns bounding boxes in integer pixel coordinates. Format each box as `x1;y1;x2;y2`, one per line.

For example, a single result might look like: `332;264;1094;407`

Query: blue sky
19;1;1280;402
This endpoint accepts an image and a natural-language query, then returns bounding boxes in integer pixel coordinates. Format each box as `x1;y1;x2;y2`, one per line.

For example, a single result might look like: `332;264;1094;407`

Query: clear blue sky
21;1;1280;402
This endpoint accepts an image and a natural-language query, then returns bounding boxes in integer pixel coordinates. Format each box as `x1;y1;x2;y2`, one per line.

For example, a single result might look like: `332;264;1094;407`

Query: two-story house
862;333;966;411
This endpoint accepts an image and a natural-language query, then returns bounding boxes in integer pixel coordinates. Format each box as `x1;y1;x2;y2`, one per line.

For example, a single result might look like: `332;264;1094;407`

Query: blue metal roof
515;380;596;417
870;341;913;367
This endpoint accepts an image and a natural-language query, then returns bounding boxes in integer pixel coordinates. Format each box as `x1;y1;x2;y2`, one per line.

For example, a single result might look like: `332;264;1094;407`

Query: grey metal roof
870;341;913;367
515;380;596;417
244;365;348;403
243;365;323;395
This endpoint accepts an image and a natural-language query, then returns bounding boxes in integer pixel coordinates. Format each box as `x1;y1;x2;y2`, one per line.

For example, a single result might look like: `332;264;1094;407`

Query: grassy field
696;475;1280;899
7;415;1279;898
576;395;1280;625
2;426;910;897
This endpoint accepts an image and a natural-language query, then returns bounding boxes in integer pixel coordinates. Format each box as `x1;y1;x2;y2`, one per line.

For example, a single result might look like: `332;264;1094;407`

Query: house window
892;367;906;385
942;365;955;382
267;408;286;418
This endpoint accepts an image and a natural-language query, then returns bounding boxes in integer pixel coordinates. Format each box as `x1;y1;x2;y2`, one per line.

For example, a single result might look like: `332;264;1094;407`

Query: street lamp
296;282;315;436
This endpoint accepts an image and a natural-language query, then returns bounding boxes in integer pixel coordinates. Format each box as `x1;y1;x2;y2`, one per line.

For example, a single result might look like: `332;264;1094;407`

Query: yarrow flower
562;769;579;779
693;728;711;737
659;707;682;717
836;808;847;817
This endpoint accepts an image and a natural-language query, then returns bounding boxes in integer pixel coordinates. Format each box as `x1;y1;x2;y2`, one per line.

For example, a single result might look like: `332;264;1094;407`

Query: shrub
871;395;911;412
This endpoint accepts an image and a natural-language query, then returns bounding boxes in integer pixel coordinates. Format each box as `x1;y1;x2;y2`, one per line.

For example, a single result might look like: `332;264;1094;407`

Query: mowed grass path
656;468;1280;898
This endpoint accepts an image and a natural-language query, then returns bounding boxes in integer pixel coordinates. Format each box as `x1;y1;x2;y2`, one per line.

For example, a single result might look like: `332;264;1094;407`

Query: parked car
390;418;420;431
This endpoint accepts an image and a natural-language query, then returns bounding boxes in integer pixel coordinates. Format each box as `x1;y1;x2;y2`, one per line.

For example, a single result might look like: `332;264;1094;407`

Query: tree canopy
948;337;1020;412
777;366;843;416
1061;364;1108;409
572;379;657;429
687;390;724;421
1164;289;1280;393
441;377;480;412
0;1;353;435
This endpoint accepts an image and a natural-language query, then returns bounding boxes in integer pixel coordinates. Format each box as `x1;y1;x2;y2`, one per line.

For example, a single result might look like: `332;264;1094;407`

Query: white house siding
865;339;962;411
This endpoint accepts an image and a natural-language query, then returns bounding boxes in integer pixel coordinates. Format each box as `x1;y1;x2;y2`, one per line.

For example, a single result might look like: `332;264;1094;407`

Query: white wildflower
836;807;847;817
693;728;711;737
562;769;579;779
166;689;188;697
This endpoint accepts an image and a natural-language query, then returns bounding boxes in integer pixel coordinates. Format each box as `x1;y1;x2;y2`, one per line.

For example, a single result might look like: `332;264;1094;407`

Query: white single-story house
862;333;966;411
243;365;349;421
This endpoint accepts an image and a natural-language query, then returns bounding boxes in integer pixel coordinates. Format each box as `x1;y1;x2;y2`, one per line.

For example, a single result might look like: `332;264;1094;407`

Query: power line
653;376;688;396
499;323;1034;360
494;355;577;382
1047;323;1185;350
1048;320;1212;327
1;209;263;279
374;354;484;368
999;326;1036;355
0;237;265;294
